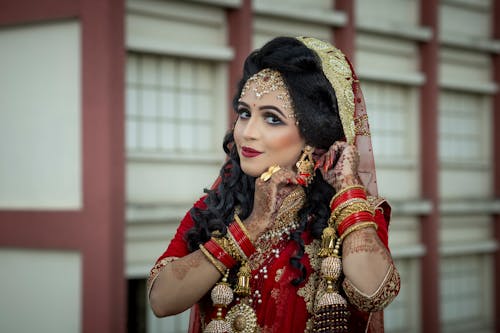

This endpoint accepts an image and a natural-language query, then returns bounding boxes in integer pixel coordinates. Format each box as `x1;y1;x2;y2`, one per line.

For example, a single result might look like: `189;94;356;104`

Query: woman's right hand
244;167;302;242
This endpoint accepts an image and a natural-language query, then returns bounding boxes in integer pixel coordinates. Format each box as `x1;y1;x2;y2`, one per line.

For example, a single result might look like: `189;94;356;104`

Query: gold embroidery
271;287;280;301
296;37;371;144
297;241;322;314
342;263;400;312
275;267;285;282
249;187;305;270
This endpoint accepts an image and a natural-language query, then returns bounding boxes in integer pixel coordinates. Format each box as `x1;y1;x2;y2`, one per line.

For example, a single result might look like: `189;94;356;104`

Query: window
362;82;411;159
439;91;486;163
126;53;219;155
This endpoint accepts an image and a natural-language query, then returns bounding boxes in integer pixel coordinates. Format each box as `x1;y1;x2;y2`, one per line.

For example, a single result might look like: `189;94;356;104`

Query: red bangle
204;239;237;269
337;211;374;236
331;188;367;211
229;223;255;257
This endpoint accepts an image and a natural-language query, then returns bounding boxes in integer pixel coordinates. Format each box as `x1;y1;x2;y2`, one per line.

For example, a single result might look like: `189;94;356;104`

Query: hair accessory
296;145;315;186
296;37;363;144
239;68;293;114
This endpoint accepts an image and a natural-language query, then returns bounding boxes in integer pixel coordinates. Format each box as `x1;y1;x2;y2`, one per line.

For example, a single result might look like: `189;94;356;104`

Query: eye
237;108;251;119
264;112;283;125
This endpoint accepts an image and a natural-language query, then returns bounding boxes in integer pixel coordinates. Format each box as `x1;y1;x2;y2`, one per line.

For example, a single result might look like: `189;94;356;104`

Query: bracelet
211;236;243;262
330;198;369;222
204;238;237;269
334;202;374;228
337;211;375;236
230;215;256;257
330;185;366;210
339;221;378;243
199;244;226;275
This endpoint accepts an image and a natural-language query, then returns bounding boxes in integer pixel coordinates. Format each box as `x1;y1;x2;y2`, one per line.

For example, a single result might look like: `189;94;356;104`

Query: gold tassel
318;226;336;258
234;261;251;297
312;239;350;332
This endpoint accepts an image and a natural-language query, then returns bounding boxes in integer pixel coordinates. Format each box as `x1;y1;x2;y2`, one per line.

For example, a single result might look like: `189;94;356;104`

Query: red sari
149;196;392;333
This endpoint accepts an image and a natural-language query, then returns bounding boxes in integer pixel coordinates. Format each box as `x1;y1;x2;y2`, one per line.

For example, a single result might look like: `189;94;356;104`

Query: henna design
170;251;204;281
316;142;361;192
342;227;391;264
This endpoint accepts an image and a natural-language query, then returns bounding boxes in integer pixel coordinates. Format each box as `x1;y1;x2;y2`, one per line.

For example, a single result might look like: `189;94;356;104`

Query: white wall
0;21;81;210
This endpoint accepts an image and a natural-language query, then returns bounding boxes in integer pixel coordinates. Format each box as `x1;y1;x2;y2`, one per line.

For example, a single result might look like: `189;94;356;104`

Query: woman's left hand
315;141;361;192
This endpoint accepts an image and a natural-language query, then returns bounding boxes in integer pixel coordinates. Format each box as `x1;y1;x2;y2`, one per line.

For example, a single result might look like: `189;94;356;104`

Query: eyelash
236;108;284;125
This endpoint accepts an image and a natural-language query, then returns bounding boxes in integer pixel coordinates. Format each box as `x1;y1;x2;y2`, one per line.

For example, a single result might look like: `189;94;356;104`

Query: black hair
186;36;345;285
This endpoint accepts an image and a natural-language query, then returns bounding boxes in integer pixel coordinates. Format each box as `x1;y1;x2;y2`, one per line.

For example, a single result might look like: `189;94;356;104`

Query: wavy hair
186;37;345;284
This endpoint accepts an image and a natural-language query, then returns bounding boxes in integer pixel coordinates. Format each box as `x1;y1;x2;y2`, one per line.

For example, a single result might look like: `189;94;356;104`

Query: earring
296;145;315;186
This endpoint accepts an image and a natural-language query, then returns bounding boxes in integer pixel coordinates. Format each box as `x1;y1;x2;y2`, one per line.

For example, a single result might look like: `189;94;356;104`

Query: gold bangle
330;197;368;222
199;244;226;275
339;221;378;243
329;185;366;207
233;214;253;243
334;202;374;228
211;236;243;262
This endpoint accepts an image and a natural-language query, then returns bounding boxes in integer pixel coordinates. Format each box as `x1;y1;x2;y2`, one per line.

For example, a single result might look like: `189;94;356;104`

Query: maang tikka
296;145;315;186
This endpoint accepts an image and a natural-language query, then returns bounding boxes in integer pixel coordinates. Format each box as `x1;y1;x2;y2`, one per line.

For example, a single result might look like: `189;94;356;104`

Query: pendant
225;302;257;333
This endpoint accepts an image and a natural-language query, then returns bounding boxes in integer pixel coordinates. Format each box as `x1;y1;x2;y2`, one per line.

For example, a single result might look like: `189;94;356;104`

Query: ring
260;165;281;182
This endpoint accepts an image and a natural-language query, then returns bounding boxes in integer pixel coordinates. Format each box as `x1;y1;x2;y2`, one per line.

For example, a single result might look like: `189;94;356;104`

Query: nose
241;117;259;140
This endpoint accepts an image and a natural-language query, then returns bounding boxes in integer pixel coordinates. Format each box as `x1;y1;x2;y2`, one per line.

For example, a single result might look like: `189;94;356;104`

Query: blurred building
1;0;499;333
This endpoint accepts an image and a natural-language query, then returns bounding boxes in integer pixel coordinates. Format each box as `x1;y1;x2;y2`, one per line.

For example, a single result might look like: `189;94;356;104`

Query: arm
316;142;400;312
148;198;223;317
149;250;222;317
341;209;400;312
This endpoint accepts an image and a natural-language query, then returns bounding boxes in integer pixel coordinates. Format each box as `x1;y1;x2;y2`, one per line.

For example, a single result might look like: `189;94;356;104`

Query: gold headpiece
239;68;294;115
296;36;364;144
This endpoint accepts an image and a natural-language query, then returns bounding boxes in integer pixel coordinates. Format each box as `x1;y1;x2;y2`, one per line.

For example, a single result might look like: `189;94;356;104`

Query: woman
148;36;400;333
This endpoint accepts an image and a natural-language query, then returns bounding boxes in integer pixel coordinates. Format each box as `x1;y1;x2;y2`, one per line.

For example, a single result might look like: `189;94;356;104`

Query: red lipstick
241;146;262;158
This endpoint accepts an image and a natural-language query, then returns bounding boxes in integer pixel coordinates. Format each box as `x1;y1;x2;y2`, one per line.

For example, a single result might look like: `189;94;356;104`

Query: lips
241;146;262;158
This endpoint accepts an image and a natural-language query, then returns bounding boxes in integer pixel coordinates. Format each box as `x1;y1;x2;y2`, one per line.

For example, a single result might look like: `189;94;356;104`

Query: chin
240;164;266;178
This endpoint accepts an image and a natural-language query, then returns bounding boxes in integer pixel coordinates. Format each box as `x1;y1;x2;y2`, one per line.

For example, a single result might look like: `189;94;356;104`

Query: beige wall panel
357;34;419;74
258;0;332;10
254;16;330;48
357;0;419;26
440;48;492;83
440;216;492;243
376;168;420;199
388;217;421;247
440;1;491;39
440;169;492;199
385;258;421;333
127;0;227;49
0;249;81;333
0;21;81;209
127;161;222;204
126;223;179;277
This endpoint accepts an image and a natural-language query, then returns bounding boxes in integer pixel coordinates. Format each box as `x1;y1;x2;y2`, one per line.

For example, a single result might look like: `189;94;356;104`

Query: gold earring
296;145;315;186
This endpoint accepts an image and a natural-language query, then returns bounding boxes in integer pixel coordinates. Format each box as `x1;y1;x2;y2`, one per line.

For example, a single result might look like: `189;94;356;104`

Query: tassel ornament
204;271;233;333
312;239;350;333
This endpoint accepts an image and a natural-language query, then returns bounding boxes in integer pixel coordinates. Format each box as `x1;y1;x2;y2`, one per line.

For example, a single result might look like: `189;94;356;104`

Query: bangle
330;185;366;210
211;236;243;262
339;221;378;243
330;198;368;222
334;201;374;227
204;239;237;269
230;215;256;257
337;211;375;236
199;244;226;275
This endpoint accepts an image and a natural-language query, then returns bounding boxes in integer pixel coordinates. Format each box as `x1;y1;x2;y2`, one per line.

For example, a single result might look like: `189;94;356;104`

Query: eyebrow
238;101;287;118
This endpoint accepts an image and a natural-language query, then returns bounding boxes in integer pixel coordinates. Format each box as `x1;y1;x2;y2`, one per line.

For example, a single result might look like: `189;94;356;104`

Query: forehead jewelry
239;68;297;123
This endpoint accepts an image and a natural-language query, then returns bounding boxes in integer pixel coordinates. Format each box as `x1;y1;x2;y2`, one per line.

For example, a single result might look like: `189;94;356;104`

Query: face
234;69;305;177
